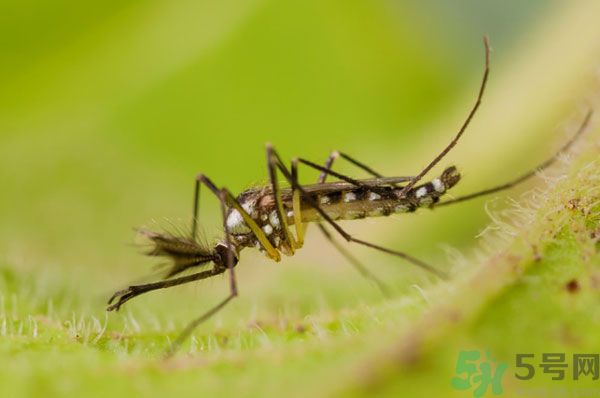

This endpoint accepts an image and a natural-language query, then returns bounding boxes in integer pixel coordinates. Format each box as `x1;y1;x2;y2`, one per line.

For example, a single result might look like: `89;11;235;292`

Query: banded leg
436;110;593;207
268;146;447;279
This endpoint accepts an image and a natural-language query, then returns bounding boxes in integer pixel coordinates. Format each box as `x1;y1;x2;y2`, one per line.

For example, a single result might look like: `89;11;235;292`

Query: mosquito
106;37;592;355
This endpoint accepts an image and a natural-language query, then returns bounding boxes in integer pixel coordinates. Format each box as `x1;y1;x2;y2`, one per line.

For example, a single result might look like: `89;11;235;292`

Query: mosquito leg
290;158;305;246
196;173;280;261
288;149;392;248
265;146;382;251
107;268;226;312
189;173;224;242
397;36;491;197
315;152;392;295
317;224;392;297
318;151;340;183
167;189;239;357
436;110;593;207
297;157;390;195
191;174;201;240
319;150;385;183
220;187;281;261
266;144;298;252
268;146;447;279
167;290;236;357
318;151;375;183
109;173;273;355
297;155;414;195
108;174;231;312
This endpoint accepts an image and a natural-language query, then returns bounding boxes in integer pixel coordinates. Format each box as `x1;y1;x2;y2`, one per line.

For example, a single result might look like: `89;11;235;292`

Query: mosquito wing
279;175;414;197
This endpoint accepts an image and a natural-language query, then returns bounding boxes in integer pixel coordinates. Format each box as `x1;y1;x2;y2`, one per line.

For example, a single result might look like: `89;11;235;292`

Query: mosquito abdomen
297;167;460;223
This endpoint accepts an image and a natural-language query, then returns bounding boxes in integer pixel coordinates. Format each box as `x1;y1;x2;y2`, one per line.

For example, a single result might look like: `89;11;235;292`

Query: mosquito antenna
398;35;491;198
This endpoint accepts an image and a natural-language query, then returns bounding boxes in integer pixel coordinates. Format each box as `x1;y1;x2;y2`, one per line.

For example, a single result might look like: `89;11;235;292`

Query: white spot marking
320;195;331;205
343;192;357;202
273;236;281;247
432;178;445;193
287;210;294;218
415;187;428;199
269;211;280;228
260;214;268;221
262;224;273;236
226;198;258;234
368;192;381;201
226;210;250;234
242;201;256;217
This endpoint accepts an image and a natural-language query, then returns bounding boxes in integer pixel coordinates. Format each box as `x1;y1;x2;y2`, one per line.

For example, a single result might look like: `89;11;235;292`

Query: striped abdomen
226;167;460;243
296;166;460;223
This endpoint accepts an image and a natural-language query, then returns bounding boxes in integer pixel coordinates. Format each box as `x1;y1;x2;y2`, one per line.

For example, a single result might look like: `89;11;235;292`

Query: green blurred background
0;0;569;285
1;1;599;397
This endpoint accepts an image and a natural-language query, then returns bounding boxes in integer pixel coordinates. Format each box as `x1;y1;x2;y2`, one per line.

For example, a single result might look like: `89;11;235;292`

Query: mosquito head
214;241;239;269
441;166;461;190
